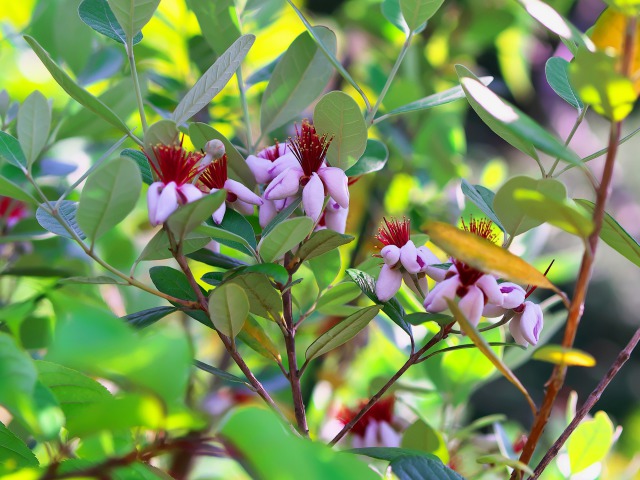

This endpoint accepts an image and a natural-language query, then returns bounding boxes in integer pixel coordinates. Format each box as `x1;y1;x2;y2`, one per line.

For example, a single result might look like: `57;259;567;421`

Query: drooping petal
378;421;401;448
212;201;227;224
224;179;263;205
458;285;485;327
416;246;441;270
380;245;401;266
324;200;348;234
154;181;179;225
318;166;349;208
476;274;503;307
497;282;527;309
483;304;507;318
264;167;303;200
402;271;428;299
509;315;528;347
511;301;543;346
234;199;255;216
399;240;421;274
259;199;277;227
375;264;403;301
179;183;203;204
424;275;460;312
302;172;325;222
147;181;164;226
425;259;454;282
245;155;273;183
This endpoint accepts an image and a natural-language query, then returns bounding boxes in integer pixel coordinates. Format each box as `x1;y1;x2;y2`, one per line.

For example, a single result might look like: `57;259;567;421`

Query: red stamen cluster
337;397;395;438
0;197;27;225
451;217;497;288
145;140;204;186
376;217;411;248
260;140;283;162
199;154;229;190
288;120;332;176
461;216;498;244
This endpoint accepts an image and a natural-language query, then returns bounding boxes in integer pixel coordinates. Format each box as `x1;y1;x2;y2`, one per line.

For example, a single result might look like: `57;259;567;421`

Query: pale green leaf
79;0;143;45
545;57;584;110
166;191;226;241
258;217;315;263
400;0;444;32
567;411;614;473
208;283;250;338
106;0;160;42
17;90;51;167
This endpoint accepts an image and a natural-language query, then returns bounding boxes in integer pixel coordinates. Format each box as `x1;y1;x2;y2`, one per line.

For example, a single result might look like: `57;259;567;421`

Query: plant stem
513;16;637;476
329;326;447;447
236;67;254;154
530;327;640;479
127;42;148;134
366;32;414;125
547;106;588;177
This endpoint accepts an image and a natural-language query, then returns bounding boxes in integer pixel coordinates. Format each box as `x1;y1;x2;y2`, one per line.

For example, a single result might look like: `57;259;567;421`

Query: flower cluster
374;216;544;347
0;196;27;232
336;397;402;448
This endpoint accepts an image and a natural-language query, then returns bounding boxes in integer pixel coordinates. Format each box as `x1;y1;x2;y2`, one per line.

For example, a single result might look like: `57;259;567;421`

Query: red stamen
144;138;204;186
453;216;498;286
199;155;229;190
288;120;332;176
260;140;283;162
525;259;555;299
375;217;411;248
337;397;395;438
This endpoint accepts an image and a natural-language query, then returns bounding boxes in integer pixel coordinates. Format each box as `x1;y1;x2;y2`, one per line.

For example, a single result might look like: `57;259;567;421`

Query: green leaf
306;305;381;361
222;407;378;480
0;175;38;205
297;229;354;261
228;273;283;322
173;35;255;125
79;0;143;45
476;455;533;476
570;47;636;121
261;196;302;237
106;0;160;43
493;176;567;236
545;57;584;111
187;248;247;269
511;189;594;238
345;139;388;177
0;131;27;171
401;419;449;464
24;35;132;136
378;78;493;121
309;248;341;291
239;315;282;362
0;421;39;474
316;282;362;312
218;208;257;250
533;345;596;367
17;90;51;167
390;454;464;480
59;275;125;285
348;448;438;462
260;27;336;134
166;191;226;241
36;201;86;240
567;411;614;474
137;230;210;262
405;312;454;326
456;65;581;165
143;119;178;166
0;333;38;414
208;283;250;338
121;148;153;184
446;298;536;414
460;180;506;234
193;359;251;387
382;0;409;34
228;263;289;286
77;157;141;242
258;216;315;263
575;198;640;268
314;91;368;171
149;266;199;304
189;122;256;188
123;306;178;329
399;0;444;32
197;224;255;255
186;0;240;56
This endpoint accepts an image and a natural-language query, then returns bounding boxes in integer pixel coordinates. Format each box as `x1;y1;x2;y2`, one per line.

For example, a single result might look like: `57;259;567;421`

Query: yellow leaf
533;345;596;367
422;221;560;293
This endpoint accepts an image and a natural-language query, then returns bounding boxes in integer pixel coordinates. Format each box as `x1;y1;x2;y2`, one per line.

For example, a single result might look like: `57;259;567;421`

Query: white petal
458;285;485;327
402;271;428;298
179;183;203;204
380;245;400;266
147;182;164;226
324;202;348;234
375;264;403;301
477;275;503;306
302;173;325;222
259;199;277;227
245;155;273;183
363;421;379;448
498;283;527;309
225;178;263;205
509;315;529;347
519;301;543;346
212;202;227;224
264;167;303;200
318;166;349;208
378;421;401;448
424;276;460;312
400;240;421;274
155;181;179;225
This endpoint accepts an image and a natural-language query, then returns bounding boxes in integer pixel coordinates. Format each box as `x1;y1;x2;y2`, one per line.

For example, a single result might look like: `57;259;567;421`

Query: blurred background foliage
1;0;640;478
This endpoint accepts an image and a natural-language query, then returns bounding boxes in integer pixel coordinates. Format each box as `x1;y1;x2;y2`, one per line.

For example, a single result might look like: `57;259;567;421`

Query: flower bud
204;139;226;160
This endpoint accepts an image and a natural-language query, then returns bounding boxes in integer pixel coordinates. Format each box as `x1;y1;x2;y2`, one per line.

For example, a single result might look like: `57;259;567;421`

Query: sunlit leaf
187;0;240;56
604;0;640;15
239;315;282;362
228;273;283;322
401;419;449;464
258;217;314;263
0;131;27;170
0;175;38;205
106;0;160;43
382;0;409;34
297;229;354;262
316;282;362;313
460;180;506;234
423;221;558;292
79;0;143;45
399;0;444;32
545;57;584;111
533;345;596;367
208;283;250;338
314;91;368;171
137;230;210;262
567;411;614;474
166;191;226;241
0;421;39;474
17;90;51;168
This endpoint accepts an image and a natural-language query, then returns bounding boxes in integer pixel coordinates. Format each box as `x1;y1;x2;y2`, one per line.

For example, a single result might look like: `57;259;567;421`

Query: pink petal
517;301;543;346
379;421;401;448
483;304;506;318
426;261;455;282
424;275;460;312
363;421;379;448
417;246;441;271
147;182;164;226
269;151;299;178
477;274;503;306
498;283;527;309
380;245;400;266
509;315;528;347
179;183;203;204
234;199;255;216
318;166;349;208
245;155;273;184
458;285;485;327
400;240;421;274
375;264;403;301
155;181;179;225
225;179;263;205
259;199;277;227
324;202;348;234
302;172;325;222
264;167;303;200
212;201;227;224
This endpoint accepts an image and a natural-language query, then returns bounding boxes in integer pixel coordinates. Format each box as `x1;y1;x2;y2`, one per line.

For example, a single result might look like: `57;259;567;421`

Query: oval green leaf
297;229;354;261
567;411;614;474
166;191;226;241
345;139;388;177
400;0;444;32
208;283;250;338
258;216;315;263
0;131;27;171
36;201;86;240
106;0;160;43
545;57;584;111
79;0;143;45
17;90;51;167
